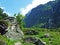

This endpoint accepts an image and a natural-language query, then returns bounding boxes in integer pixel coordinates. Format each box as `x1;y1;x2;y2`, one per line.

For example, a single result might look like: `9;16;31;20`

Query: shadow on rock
23;37;46;45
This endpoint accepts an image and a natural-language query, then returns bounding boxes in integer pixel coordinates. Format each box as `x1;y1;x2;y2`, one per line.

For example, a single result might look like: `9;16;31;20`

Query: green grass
0;28;60;45
23;31;60;45
22;28;60;45
0;35;15;45
0;35;22;45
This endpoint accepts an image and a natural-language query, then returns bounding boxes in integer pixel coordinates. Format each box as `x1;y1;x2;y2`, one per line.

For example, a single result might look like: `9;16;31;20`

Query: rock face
5;17;24;40
0;20;8;35
24;0;60;28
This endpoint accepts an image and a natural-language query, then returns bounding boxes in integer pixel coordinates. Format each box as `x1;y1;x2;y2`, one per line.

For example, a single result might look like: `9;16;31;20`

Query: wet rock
25;30;39;35
0;40;7;45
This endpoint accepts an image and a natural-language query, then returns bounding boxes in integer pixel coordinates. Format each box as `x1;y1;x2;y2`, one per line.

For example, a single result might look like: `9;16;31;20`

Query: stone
4;17;24;40
25;30;39;35
0;20;8;35
40;33;50;38
14;42;22;45
0;40;7;45
44;33;50;38
23;37;38;43
33;39;46;45
23;37;46;45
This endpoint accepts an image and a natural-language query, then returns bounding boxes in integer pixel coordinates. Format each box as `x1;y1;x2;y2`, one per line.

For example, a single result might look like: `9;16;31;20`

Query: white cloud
0;6;5;9
0;6;12;16
0;7;12;16
20;0;53;16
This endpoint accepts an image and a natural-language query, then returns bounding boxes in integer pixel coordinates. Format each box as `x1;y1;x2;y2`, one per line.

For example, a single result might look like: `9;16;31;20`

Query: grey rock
0;20;8;35
40;33;50;38
14;42;22;45
25;30;39;35
0;40;7;45
4;17;24;40
34;39;45;45
23;37;46;45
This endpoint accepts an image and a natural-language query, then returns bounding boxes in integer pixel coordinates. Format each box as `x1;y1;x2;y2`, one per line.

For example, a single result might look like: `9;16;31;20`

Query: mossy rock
0;40;7;45
0;20;8;27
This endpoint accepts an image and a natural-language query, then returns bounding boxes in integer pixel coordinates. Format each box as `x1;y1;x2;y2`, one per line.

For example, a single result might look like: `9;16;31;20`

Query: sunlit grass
0;28;60;45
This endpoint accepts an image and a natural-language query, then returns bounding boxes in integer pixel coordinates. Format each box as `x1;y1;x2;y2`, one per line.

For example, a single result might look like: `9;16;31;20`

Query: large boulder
4;17;24;40
23;37;46;45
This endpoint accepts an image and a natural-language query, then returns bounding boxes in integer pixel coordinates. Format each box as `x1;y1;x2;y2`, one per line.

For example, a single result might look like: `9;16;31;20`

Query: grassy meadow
0;28;60;45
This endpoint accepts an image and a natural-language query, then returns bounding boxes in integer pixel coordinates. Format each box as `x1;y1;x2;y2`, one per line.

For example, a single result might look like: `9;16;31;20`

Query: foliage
0;8;8;19
15;13;25;29
0;35;15;45
0;8;3;14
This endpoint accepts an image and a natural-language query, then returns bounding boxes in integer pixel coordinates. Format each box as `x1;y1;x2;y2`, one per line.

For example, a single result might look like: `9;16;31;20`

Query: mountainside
24;0;60;28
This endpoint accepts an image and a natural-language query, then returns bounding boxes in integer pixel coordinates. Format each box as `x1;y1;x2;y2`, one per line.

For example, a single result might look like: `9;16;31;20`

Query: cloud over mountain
20;0;53;16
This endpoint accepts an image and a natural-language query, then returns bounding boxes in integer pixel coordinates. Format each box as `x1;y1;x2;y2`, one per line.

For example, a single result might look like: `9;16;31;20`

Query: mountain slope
24;0;60;28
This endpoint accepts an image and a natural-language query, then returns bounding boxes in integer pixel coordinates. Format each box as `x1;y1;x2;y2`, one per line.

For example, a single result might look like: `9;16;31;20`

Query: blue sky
0;0;32;16
0;0;53;16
